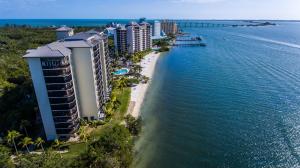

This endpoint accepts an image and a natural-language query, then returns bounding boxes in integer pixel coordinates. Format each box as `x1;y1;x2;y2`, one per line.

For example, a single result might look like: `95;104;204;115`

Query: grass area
113;87;131;122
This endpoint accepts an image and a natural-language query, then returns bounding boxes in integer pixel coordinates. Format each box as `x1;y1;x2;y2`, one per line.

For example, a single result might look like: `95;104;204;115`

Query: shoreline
127;52;161;118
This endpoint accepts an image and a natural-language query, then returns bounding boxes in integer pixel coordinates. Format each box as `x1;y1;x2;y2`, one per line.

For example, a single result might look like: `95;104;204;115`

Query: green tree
19;137;33;153
75;124;133;168
6;130;22;154
125;115;142;136
35;137;45;152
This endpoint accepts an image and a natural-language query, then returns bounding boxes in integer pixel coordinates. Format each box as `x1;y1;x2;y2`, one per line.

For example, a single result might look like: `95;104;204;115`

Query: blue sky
0;0;299;19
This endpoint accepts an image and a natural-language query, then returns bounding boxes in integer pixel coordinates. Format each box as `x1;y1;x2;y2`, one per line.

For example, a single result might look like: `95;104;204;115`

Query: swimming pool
113;68;129;75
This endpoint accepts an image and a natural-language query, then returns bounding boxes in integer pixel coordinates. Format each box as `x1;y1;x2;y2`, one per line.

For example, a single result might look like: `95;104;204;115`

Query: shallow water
134;21;300;168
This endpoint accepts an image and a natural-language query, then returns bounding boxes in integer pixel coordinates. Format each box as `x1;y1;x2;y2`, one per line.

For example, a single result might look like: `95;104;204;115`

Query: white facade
153;21;161;37
27;58;57;140
126;25;137;54
125;22;152;54
24;31;111;140
69;47;98;119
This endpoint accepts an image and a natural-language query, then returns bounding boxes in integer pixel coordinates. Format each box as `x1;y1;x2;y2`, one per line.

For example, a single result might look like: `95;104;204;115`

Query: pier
173;20;232;29
173;36;206;47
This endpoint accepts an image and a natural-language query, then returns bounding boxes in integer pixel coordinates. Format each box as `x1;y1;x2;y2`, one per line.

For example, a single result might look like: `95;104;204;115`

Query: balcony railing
43;67;71;77
48;89;74;98
52;107;78;117
56;124;79;135
49;94;75;104
54;115;79;124
44;74;72;83
51;100;76;111
55;120;79;129
46;82;73;90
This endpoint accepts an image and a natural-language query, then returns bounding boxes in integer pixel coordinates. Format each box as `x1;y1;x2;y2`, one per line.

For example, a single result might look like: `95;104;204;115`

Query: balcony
48;89;74;98
49;94;75;104
43;67;71;77
55;120;79;129
44;74;72;83
46;82;73;91
42;62;70;70
54;116;79;124
94;56;100;64
51;100;76;110
96;79;102;87
56;124;79;135
52;107;78;117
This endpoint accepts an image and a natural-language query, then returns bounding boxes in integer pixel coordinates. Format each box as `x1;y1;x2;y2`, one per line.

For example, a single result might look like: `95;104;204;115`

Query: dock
173;36;206;47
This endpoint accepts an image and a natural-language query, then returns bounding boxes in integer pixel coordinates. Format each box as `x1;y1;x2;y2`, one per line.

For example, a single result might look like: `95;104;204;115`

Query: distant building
153;21;161;37
139;22;152;51
114;21;152;55
105;27;116;37
126;22;141;54
114;25;128;55
23;30;111;140
55;26;74;40
161;20;178;35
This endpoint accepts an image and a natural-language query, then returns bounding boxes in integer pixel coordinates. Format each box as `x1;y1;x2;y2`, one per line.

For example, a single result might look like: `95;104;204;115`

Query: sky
0;0;299;20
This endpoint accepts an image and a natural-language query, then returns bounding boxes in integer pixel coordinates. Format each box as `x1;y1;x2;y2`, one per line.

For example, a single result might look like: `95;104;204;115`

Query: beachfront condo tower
114;25;128;55
114;21;152;55
23;30;111;140
161;20;178;35
153;20;161;37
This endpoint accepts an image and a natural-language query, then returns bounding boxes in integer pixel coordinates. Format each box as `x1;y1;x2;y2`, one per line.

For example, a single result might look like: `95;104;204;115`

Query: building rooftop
126;21;140;27
24;30;106;58
23;42;71;58
56;26;73;32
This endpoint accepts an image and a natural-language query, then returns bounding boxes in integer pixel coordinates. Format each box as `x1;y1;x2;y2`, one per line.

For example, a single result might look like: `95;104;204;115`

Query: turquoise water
134;22;300;168
113;68;129;75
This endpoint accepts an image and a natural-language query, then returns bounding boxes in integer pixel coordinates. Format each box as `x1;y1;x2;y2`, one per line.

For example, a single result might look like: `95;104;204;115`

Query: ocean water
0;19;133;27
3;19;300;167
134;21;300;168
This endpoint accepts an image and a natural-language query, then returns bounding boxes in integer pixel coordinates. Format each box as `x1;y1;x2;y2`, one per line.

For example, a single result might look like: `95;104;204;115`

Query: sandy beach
127;52;161;118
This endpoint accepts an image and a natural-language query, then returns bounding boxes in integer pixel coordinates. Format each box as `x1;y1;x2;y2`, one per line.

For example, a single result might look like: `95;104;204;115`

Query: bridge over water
170;20;238;28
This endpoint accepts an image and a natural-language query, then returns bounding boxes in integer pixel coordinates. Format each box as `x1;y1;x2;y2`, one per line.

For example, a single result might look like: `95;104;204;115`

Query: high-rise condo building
114;22;152;55
114;25;128;55
140;22;152;51
153;20;161;37
161;20;178;35
23;29;111;140
126;22;142;54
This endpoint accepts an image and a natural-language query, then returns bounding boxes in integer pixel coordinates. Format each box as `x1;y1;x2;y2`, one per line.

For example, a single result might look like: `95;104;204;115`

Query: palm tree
53;139;62;158
35;137;45;152
118;77;128;89
19;137;33;153
20;120;31;136
6;130;22;154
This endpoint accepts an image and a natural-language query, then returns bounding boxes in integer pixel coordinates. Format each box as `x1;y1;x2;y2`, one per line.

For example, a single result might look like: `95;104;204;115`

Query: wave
232;33;300;49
